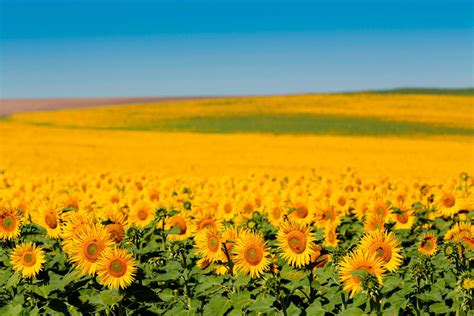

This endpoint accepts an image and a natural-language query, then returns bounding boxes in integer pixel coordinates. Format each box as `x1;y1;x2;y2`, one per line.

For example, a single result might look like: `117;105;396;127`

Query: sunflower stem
222;242;234;277
340;292;347;310
308;269;315;301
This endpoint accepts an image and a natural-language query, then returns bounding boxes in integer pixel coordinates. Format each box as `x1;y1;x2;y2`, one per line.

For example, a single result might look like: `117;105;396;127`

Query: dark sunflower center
294;205;308;218
2;216;14;229
272;208;281;218
109;259;126;277
22;252;36;267
137;209;148;220
87;244;98;256
207;235;220;252
244;204;253;214
224;203;232;213
107;224;125;243
443;195;455;208
372;243;392;263
421;238;433;249
287;230;307;254
396;212;409;224
172;217;187;235
376;207;385;216
84;240;103;261
45;212;58;229
244;246;263;266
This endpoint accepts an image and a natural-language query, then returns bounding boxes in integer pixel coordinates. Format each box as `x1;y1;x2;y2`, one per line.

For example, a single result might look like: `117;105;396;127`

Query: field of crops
0;92;473;315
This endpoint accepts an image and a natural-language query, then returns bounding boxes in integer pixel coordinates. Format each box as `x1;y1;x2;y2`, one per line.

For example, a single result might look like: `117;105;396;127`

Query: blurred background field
1;90;472;180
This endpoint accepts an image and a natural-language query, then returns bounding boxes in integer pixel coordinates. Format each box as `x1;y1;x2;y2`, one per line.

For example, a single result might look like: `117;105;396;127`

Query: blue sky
1;0;472;98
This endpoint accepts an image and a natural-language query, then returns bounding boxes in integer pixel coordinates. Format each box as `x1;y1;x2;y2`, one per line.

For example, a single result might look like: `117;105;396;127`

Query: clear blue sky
1;0;472;98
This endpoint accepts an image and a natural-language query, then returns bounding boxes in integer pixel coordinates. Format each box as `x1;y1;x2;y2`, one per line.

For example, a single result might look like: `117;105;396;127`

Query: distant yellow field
1;93;473;180
9;93;474;129
0;121;472;180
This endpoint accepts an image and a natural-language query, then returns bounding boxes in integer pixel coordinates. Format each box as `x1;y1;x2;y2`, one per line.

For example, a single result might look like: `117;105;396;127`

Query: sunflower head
364;215;385;233
233;230;271;278
106;223;126;243
195;227;224;263
323;224;339;248
358;230;403;272
165;215;192;241
35;204;62;239
96;247;138;289
129;200;154;228
10;242;46;278
69;224;115;275
0;207;22;240
276;221;316;268
418;233;437;256
338;249;385;298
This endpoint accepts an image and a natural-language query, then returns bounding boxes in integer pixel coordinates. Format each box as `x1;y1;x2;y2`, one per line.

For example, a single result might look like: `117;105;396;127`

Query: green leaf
247;296;275;313
30;285;52;299
351;293;367;308
158;288;175;302
429;302;451;314
306;301;325;316
0;304;23;316
232;275;251;289
386;293;408;310
156;269;181;281
205;296;232;315
229;292;254;311
48;270;83;291
286;303;301;315
6;272;20;289
99;289;124;306
339;307;364;316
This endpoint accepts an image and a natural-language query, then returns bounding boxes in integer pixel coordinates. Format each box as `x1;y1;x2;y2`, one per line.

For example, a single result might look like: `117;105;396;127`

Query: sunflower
314;204;341;229
221;226;240;262
194;213;221;233
218;199;236;221
10;243;46;278
358;230;403;272
390;207;415;230
353;199;370;221
288;198;314;225
196;257;211;270
276;221;316;268
233;230;271;278
445;222;474;249
129;200;154;228
370;200;390;222
36;204;62;239
0;207;22;240
364;215;385;233
61;212;94;256
323;224;339;247
106;223;126;243
238;198;256;216
338;249;385;298
195;227;224;262
436;189;462;218
96;247;138;289
266;202;284;227
69;224;114;275
418;233;437;256
165;215;193;241
330;191;352;215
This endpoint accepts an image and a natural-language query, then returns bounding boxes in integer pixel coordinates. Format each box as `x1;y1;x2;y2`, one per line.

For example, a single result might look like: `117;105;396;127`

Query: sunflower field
0;169;472;315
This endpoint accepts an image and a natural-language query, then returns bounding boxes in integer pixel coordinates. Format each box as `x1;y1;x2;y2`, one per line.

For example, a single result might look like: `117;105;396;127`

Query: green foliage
0;205;473;315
